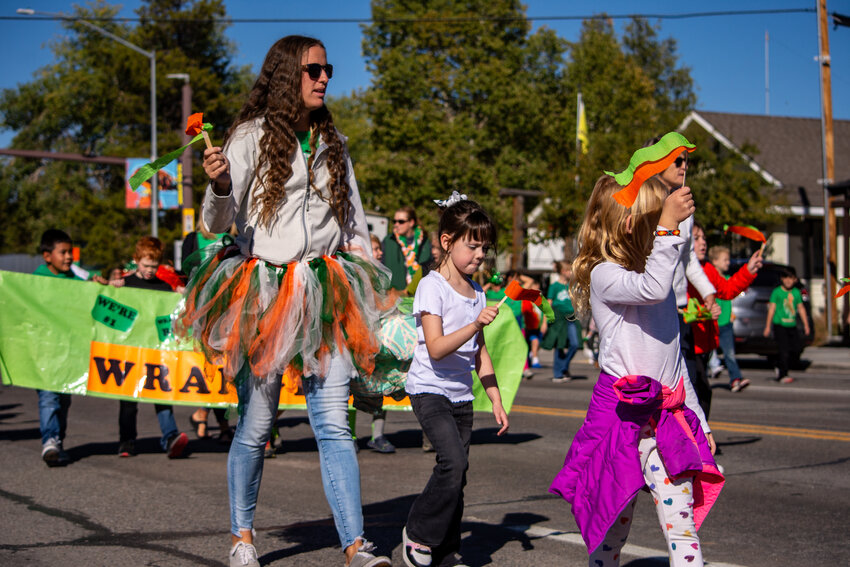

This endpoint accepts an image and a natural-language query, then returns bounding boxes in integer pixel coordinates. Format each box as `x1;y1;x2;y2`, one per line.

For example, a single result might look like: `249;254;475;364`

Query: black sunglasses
393;218;410;224
302;63;333;80
674;156;687;167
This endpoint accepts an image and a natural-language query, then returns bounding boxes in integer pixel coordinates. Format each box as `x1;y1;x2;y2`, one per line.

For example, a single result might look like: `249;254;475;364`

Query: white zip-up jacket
203;118;372;264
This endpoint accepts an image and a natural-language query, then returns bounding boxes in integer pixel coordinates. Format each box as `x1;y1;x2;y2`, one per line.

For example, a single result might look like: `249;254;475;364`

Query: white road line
746;385;850;396
468;517;748;567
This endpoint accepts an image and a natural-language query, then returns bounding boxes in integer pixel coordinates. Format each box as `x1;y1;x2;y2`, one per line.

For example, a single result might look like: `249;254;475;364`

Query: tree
0;0;252;266
359;0;569;247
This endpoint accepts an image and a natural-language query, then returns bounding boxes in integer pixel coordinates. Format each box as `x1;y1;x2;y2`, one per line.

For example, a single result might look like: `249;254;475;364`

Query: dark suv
728;261;814;356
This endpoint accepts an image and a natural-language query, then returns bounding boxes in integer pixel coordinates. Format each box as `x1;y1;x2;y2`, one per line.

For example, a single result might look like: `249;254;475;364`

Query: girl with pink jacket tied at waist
550;166;724;567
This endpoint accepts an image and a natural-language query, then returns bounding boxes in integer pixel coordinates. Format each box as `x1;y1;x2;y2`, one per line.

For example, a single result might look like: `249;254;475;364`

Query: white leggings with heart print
588;430;704;567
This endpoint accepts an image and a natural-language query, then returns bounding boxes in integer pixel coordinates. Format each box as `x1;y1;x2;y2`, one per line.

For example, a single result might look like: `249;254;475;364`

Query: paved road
1;354;848;566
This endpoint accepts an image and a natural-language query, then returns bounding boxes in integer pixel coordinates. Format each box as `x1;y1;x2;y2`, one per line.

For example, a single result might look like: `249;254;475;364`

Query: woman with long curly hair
179;36;393;567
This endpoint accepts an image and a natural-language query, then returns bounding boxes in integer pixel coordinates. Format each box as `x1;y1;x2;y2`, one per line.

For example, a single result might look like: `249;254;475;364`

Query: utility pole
817;0;837;336
167;73;194;237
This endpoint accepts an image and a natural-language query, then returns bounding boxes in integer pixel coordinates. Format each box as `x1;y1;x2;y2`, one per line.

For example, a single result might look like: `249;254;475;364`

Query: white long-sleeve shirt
673;214;715;307
591;232;710;433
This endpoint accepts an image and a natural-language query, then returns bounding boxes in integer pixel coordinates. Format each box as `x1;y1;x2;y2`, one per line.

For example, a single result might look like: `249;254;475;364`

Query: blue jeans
553;321;580;378
118;401;179;451
37;390;71;444
717;323;742;381
228;356;363;549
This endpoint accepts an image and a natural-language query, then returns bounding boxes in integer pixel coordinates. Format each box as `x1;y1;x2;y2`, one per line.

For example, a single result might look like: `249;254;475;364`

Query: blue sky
2;0;849;149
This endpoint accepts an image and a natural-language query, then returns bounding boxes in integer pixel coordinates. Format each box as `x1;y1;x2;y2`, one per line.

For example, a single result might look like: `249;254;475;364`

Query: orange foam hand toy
836;278;850;299
605;132;696;208
723;224;766;243
498;280;555;322
186;112;213;149
128;111;214;190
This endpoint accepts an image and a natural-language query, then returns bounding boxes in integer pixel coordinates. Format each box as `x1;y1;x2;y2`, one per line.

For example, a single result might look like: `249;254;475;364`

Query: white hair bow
433;191;468;209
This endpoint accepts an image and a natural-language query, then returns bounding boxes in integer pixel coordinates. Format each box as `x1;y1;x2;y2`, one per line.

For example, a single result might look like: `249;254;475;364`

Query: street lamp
166;73;195;237
17;7;159;237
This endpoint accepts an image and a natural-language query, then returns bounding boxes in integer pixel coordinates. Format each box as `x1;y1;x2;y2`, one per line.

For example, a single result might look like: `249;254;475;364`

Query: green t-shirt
769;286;803;327
717;275;732;326
547;280;574;316
295;131;311;156
33;264;81;280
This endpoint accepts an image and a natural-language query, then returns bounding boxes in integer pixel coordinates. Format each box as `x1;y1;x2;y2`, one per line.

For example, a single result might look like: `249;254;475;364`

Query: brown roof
691;111;850;209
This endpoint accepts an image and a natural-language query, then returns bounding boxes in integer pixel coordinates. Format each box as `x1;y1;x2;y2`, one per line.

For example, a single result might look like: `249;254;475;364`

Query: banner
0;270;527;412
125;158;181;209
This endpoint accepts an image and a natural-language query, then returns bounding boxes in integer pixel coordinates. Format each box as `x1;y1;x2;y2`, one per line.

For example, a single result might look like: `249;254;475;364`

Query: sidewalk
801;344;850;371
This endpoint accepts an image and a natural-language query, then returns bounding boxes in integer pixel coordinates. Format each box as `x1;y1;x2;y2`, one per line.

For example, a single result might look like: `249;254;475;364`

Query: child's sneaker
229;540;260;567
347;539;391;567
42;438;70;467
778;376;795;384
118;440;136;457
403;526;432;567
530;357;542;368
730;378;750;392
166;432;189;459
367;436;396;454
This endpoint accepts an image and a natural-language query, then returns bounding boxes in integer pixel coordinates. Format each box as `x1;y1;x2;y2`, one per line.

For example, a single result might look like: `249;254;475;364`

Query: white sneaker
229;541;259;567
403;526;432;567
42;438;70;467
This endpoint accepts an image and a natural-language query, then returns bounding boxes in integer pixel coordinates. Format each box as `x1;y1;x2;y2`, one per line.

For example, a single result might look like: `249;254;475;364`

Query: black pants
679;314;712;419
118;400;172;442
773;324;802;378
407;394;473;563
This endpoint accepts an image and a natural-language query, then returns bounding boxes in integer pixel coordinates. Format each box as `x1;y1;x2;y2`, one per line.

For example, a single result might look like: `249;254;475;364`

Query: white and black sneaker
42;438;70;467
402;526;432;567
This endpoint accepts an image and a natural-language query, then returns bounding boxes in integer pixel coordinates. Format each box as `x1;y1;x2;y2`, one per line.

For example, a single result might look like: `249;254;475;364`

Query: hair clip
434;191;468;209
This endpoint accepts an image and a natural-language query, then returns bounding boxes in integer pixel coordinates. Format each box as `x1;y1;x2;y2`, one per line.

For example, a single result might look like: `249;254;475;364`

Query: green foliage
682;124;783;245
359;0;568;246
0;0;251;267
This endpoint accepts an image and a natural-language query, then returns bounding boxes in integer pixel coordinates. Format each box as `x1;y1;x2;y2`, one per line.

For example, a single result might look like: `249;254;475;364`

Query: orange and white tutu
175;241;401;396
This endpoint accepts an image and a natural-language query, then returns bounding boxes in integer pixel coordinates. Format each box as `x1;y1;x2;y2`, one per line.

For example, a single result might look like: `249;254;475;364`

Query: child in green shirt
763;267;810;383
33;229;83;466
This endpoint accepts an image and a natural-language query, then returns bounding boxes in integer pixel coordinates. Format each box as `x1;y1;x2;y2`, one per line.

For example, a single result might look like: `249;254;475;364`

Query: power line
1;8;818;25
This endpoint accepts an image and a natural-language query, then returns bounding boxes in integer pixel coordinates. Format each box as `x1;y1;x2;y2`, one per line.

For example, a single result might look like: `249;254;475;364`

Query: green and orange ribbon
723;224;766;243
680;297;712;324
498;280;555;323
128;113;213;191
605;132;696;207
836;277;850;299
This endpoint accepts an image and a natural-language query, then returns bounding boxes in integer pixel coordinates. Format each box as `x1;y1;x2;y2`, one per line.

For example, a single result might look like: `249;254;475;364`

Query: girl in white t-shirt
402;195;509;567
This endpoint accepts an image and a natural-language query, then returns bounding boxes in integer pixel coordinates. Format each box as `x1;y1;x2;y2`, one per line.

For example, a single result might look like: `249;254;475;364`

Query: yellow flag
577;93;589;155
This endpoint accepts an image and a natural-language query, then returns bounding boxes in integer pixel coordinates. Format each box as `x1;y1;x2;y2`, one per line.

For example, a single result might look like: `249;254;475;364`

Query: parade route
1;351;848;566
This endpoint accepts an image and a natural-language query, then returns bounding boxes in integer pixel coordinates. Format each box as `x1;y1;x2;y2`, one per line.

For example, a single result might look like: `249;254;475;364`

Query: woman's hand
658;186;695;230
203;146;231;195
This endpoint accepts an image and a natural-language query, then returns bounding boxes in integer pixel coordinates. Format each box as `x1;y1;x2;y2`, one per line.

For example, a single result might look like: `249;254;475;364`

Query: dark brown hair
225;35;351;229
435;200;497;269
